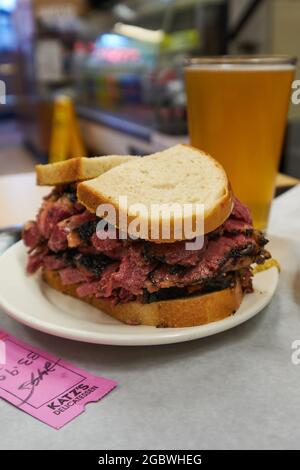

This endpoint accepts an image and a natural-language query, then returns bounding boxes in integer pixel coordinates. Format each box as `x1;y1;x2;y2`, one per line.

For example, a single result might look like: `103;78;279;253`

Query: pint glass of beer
184;56;296;230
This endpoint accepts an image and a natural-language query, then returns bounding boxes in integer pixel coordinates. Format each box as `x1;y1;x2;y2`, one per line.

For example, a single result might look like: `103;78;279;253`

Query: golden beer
185;57;296;230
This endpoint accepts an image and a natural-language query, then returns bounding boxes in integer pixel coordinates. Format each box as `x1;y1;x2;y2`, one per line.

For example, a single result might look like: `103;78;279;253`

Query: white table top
0;177;300;449
0;173;49;228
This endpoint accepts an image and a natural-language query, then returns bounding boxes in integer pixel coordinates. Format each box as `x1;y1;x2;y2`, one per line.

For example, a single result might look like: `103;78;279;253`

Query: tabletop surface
0;178;299;450
0;173;49;228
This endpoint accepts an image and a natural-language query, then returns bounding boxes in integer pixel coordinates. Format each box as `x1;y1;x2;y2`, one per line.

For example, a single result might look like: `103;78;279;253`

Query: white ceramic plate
0;241;279;346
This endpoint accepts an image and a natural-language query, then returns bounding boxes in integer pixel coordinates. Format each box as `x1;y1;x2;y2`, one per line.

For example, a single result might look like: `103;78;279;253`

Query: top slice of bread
77;144;233;242
36;155;136;186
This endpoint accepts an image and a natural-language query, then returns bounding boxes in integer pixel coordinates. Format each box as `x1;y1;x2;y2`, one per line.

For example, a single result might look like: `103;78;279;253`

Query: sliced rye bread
36;155;137;186
77;144;233;242
43;269;243;328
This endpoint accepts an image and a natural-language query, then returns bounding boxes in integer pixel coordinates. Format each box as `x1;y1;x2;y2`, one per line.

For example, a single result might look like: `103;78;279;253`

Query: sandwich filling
23;184;270;304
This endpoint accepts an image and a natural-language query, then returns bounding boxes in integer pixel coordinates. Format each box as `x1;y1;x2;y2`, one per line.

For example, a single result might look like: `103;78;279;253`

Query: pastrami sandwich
23;145;271;328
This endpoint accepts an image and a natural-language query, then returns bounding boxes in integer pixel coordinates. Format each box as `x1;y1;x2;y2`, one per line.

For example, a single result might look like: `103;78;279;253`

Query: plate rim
0;241;279;346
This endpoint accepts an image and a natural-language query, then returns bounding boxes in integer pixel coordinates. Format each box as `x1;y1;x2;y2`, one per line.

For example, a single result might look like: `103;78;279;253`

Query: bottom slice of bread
43;270;244;328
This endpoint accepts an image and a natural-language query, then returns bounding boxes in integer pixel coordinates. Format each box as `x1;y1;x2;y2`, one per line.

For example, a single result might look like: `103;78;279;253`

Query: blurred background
1;0;300;177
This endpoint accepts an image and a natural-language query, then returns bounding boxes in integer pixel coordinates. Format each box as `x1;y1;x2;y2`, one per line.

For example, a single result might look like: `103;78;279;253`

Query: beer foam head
186;64;295;71
185;56;297;72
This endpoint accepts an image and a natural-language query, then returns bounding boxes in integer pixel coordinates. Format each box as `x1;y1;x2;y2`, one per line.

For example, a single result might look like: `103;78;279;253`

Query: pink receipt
0;329;117;429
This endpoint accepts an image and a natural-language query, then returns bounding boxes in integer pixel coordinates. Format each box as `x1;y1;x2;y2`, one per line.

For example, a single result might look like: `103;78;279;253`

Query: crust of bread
36;155;136;186
77;144;233;242
42;269;244;328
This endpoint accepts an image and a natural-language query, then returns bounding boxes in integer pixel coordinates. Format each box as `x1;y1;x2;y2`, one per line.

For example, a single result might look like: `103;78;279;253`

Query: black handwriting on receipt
18;360;60;406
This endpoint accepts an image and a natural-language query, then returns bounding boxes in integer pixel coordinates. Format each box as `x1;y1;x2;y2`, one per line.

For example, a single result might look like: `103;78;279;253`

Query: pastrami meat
23;184;270;304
